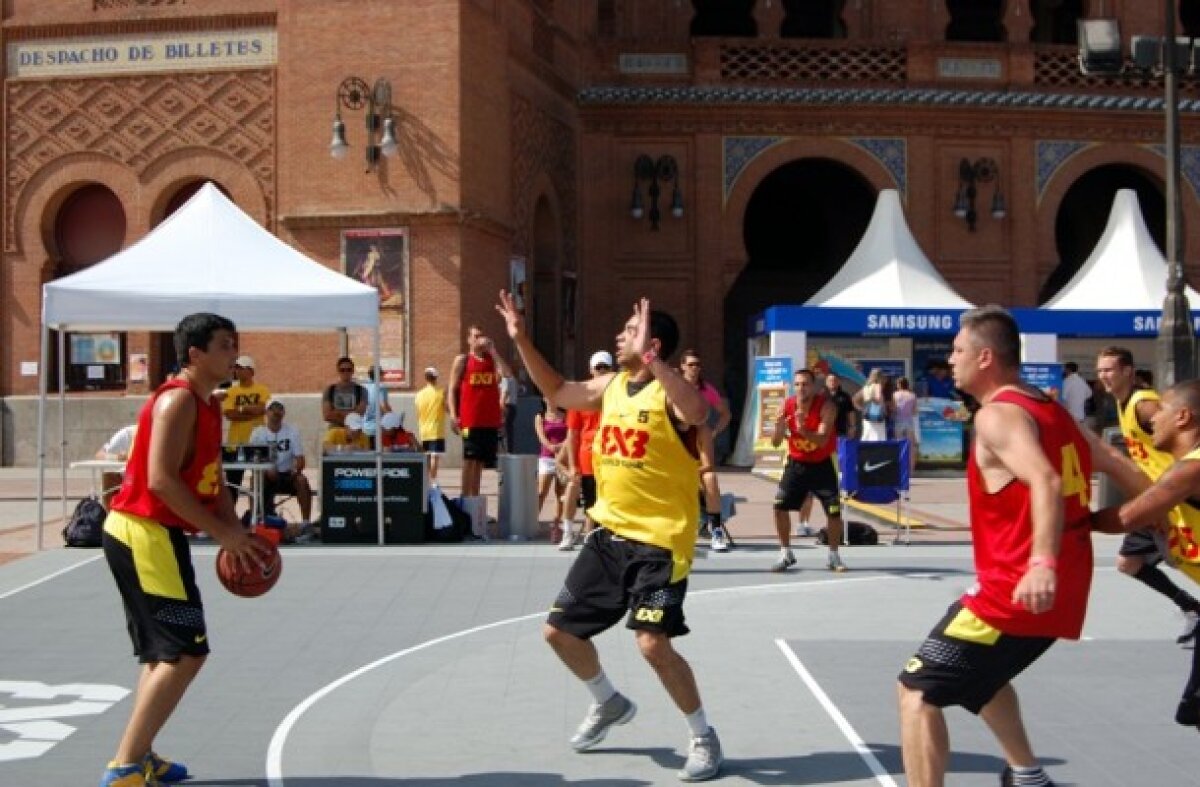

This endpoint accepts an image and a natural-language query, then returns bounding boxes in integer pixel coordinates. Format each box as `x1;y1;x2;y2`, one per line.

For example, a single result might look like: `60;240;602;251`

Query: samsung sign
865;313;955;331
755;306;964;336
7;29;277;78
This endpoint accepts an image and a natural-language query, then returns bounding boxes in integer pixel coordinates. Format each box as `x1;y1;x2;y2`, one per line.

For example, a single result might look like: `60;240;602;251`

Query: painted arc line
0;555;102;601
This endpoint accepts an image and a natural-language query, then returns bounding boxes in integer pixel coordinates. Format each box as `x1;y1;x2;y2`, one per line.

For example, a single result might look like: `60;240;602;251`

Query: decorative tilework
1148;144;1200;200
848;137;906;195
1035;140;1089;199
723;136;781;201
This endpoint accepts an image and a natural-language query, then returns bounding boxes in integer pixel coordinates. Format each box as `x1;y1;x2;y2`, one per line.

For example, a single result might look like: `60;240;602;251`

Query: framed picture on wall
342;228;410;386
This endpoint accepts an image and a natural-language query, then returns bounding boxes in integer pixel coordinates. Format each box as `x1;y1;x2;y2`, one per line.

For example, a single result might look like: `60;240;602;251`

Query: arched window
53;184;127;391
945;0;1005;43
690;0;757;38
781;0;847;39
1183;0;1200;39
1029;0;1083;45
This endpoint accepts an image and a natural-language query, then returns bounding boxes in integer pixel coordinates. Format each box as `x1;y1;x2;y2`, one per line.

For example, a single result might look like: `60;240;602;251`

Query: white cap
380;412;403;430
589;350;614;369
235;355;255;370
343;413;364;430
266;398;285;410
424;366;439;378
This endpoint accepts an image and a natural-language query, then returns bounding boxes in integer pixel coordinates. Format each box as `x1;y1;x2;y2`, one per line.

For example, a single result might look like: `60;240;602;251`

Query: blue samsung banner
755;306;964;336
1010;308;1200;338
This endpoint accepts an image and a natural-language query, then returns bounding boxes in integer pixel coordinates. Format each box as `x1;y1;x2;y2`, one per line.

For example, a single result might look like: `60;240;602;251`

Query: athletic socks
1134;564;1192;607
584;670;617;705
684;706;710;737
1007;765;1053;786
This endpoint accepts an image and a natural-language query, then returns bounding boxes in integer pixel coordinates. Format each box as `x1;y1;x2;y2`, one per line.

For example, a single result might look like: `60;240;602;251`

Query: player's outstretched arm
496;289;607;411
1118;459;1200;530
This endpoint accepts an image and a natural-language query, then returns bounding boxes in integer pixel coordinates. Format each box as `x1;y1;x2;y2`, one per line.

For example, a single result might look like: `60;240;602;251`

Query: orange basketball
216;533;282;598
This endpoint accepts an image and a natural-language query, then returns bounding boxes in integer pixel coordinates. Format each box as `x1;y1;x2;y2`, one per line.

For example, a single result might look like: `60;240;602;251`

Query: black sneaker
1000;765;1055;786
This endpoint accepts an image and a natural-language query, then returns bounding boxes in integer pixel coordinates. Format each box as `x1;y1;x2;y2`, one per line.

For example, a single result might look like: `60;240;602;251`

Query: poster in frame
342;228;410;386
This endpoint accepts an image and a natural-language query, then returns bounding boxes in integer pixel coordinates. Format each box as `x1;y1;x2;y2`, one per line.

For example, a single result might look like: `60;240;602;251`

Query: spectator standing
560;351;611;549
222;355;270;504
892;377;920;473
248;399;314;538
535;399;570;541
449;325;513;499
925;360;955;399
414;366;447;480
680;349;731;551
1060;361;1092;424
858;368;888;442
825;373;858;440
361;366;392;447
500;367;519;454
322;357;368;439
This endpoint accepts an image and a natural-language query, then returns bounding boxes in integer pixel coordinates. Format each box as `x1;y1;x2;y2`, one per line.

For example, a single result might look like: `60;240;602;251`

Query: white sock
780;547;794;559
685;707;709;737
584;670;617;704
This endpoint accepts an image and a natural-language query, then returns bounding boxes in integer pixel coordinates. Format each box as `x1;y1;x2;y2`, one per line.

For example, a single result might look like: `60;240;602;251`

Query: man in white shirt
249;399;314;534
95;424;137;507
1060;362;1092;423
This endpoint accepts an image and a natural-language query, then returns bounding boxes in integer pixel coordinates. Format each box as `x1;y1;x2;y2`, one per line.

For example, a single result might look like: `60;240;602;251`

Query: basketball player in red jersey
896;306;1145;787
449;324;514;499
99;313;269;787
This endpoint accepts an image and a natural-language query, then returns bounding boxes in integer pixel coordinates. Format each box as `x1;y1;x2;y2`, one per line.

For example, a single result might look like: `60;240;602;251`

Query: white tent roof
43;183;379;331
805;189;974;308
1043;189;1200;310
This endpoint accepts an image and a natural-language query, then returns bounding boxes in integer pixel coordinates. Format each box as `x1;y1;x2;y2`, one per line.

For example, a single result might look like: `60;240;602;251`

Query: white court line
776;638;900;787
0;555;102;601
266;573;896;786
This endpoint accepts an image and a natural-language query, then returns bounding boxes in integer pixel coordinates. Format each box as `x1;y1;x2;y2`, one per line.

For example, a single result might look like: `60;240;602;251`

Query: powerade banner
1020;363;1063;399
750;356;793;481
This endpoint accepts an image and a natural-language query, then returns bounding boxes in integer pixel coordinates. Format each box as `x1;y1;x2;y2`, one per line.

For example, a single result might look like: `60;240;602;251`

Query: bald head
1151;380;1200;455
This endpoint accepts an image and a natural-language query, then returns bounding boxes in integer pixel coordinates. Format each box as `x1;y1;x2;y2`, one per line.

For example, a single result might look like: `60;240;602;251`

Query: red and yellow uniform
1118;389;1174;481
458;353;502;429
590;371;700;581
1165;448;1200;586
781;393;836;462
964;388;1093;639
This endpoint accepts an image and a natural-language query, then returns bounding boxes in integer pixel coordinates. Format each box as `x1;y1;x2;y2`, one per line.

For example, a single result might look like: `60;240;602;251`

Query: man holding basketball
496;291;724;782
99;313;268;787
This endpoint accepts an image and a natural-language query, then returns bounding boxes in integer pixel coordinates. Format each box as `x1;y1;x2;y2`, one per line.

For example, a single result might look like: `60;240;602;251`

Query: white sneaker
827;551;847;572
710;526;729;553
678;726;723;781
796;522;813;537
557;528;576;551
1179;609;1200;646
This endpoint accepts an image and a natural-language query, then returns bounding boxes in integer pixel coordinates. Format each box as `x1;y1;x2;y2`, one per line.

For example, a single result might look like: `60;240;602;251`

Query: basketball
216;533;282;597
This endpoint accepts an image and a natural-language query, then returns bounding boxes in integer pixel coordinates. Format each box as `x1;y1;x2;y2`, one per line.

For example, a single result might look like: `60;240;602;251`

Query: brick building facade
1;0;1197;463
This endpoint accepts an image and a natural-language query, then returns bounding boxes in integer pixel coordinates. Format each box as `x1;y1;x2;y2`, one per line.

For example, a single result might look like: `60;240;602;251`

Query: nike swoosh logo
194;634;207;644
864;460;892;472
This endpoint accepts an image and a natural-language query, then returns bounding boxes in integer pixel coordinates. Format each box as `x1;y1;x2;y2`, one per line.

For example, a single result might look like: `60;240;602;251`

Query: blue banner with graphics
1020;363;1064;399
751;356;793;480
917;397;967;465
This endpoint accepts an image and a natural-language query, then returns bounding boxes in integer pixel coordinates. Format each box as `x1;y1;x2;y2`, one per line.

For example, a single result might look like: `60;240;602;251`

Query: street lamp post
1158;1;1196;387
1079;8;1197;387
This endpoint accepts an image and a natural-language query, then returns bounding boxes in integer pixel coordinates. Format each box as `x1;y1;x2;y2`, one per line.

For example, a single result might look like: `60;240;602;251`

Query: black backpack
63;497;107;548
817;520;879;546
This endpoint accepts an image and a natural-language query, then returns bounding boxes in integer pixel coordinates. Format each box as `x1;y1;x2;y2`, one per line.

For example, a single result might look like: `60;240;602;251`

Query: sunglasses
683;361;701;368
592;364;611;371
338;366;354;373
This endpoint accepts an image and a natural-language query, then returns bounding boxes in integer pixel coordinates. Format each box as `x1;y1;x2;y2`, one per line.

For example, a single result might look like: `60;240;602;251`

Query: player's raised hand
495;290;526;341
629;297;652;358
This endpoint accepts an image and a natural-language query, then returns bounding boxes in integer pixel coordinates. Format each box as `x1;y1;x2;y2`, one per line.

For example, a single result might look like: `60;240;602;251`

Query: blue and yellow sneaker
144;750;189;782
99;761;146;787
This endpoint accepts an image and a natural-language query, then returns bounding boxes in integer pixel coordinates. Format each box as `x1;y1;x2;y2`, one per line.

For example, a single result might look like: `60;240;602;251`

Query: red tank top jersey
458;353;502;429
783;393;836;463
110;378;224;531
963;388;1093;639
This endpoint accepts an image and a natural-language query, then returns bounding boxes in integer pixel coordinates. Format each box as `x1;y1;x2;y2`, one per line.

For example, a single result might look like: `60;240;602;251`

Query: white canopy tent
805;189;975;309
1043;188;1200;311
38;183;383;545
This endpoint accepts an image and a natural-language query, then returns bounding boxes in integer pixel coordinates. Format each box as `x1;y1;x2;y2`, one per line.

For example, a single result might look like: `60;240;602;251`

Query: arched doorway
1042;165;1165;303
530;196;561;370
51;183;127;391
724;158;876;439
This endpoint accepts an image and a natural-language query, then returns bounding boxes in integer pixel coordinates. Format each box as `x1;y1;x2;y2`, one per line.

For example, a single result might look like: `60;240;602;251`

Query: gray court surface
0;538;1196;786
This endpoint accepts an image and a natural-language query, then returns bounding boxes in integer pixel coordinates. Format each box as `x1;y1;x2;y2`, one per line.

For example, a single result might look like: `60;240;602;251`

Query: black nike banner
855;442;902;488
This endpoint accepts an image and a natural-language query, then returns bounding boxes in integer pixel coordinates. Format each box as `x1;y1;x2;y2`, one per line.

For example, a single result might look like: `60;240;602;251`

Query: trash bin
499;454;539;540
1093;426;1129;510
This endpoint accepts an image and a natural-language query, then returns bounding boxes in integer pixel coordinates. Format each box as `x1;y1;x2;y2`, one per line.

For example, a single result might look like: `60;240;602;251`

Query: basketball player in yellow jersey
1097;346;1200;644
1095;379;1200;727
496;291;723;782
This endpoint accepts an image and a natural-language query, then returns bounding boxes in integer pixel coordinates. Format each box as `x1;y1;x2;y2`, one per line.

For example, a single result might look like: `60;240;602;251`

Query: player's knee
543;622;573;649
634;630;673;666
1116;555;1142;575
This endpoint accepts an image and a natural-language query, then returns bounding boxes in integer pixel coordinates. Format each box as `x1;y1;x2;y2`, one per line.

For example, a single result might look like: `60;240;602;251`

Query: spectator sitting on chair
322;356;368;442
96;424;136;508
323;412;370;453
249;399;313;540
380;411;419;451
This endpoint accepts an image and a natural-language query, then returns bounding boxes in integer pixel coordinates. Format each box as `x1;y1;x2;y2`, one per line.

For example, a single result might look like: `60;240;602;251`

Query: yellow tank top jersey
1166;448;1200;587
588;371;700;582
1118;389;1173;481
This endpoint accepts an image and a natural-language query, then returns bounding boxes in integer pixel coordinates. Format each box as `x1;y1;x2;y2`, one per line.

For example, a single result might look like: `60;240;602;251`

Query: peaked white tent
1043;188;1200;310
37;183;383;545
806;189;974;309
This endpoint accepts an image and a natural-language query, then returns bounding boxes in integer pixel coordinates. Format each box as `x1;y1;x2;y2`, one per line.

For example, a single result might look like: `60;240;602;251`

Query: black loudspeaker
855;441;901;488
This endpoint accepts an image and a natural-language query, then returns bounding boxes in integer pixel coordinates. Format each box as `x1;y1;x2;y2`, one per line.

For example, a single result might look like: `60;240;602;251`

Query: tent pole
374;324;385;546
59;330;67;523
35;323;50;551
